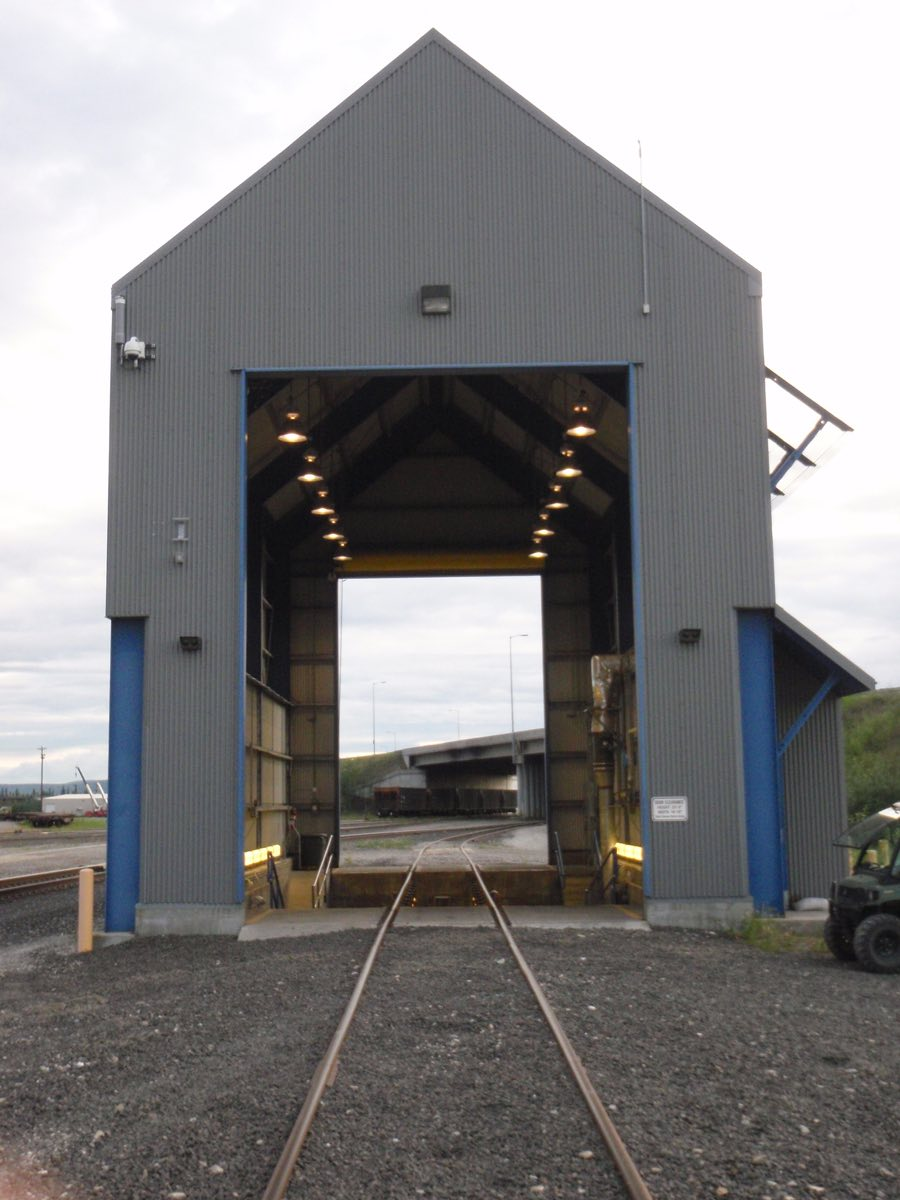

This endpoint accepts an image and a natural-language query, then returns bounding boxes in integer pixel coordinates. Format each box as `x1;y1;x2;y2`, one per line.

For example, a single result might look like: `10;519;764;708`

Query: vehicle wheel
824;917;857;962
852;913;900;974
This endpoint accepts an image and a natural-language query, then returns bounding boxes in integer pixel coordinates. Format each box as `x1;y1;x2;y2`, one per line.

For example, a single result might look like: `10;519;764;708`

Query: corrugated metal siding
630;205;772;900
775;645;849;898
108;34;773;911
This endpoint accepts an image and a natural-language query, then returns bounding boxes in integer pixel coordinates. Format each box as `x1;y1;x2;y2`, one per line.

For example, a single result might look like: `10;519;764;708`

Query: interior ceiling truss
246;369;629;562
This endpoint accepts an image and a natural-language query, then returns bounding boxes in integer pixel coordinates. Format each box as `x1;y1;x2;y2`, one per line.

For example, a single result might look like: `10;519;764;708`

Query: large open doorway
243;367;642;907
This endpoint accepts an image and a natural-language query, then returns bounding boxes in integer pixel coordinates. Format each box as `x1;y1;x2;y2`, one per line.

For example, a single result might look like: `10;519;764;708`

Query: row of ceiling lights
527;392;596;561
275;385;598;567
276;405;353;565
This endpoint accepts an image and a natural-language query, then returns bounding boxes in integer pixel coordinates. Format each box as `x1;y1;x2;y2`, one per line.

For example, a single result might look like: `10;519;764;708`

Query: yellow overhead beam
335;549;544;575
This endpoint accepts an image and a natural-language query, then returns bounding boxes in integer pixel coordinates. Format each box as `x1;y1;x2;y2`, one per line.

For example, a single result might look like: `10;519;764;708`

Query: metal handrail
311;835;334;909
585;846;619;904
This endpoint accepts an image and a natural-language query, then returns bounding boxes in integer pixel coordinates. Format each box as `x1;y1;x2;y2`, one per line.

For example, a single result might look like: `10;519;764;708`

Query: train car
373;786;516;818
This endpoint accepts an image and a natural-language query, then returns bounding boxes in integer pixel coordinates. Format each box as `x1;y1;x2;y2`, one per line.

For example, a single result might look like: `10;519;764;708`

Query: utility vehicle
826;803;900;973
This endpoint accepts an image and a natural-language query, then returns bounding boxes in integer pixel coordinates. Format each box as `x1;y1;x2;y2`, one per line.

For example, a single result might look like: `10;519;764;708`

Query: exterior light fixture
565;390;597;438
297;470;324;484
678;628;702;645
420;284;452;315
178;635;202;652
277;408;307;444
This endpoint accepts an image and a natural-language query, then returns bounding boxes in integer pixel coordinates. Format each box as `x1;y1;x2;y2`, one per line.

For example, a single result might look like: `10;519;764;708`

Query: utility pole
38;746;46;807
371;680;386;755
508;634;528;766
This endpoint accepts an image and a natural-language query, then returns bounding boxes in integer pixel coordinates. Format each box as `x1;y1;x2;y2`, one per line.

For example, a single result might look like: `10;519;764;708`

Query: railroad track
0;864;106;899
261;828;653;1200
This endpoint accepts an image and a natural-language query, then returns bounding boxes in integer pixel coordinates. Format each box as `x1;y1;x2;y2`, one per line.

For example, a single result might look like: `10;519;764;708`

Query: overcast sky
1;0;897;780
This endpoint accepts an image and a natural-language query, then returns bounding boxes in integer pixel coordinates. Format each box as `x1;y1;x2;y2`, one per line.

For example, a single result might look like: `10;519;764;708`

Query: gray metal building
105;30;873;935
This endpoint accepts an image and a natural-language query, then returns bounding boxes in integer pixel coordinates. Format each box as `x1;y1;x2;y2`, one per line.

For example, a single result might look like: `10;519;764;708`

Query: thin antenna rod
638;140;650;316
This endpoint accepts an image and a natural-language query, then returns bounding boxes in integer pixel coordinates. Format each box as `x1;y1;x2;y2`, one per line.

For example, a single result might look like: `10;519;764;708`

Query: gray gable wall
108;31;776;909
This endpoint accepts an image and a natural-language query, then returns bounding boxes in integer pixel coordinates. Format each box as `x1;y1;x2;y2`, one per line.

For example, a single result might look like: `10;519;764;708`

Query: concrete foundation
134;903;245;936
644;897;754;931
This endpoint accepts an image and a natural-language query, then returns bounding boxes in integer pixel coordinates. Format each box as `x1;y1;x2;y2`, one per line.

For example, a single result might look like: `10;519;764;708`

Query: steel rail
460;842;654;1200
0;865;106;898
260;829;478;1200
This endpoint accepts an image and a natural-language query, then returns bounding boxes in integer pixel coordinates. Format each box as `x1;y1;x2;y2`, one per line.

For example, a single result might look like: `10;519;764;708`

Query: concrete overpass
403;729;546;818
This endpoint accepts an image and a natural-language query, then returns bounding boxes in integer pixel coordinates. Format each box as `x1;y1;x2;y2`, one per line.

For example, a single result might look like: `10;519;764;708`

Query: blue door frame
105;618;145;931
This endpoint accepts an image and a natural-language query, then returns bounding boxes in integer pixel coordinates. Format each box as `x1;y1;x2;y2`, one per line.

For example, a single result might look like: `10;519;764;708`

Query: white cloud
2;0;897;780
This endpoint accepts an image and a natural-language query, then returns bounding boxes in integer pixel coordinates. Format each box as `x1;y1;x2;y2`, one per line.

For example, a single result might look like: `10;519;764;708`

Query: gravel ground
0;895;896;1200
290;929;623;1200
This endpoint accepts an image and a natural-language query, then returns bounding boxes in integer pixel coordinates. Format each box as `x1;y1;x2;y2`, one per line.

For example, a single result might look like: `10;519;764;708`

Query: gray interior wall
775;645;850;898
108;33;774;909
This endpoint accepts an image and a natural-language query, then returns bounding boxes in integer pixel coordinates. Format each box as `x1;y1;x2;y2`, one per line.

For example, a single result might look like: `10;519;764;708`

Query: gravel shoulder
0;902;895;1200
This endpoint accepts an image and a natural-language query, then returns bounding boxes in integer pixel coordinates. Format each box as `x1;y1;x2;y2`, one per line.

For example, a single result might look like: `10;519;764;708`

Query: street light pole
508;634;527;766
371;680;386;755
38;746;46;808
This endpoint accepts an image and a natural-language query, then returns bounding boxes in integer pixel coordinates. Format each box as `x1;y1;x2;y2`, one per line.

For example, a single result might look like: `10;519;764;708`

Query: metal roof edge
429;34;763;283
772;604;876;694
111;29;761;295
111;29;444;291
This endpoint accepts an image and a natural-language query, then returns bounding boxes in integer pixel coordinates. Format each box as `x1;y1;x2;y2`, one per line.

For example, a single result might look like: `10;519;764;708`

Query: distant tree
843;688;900;825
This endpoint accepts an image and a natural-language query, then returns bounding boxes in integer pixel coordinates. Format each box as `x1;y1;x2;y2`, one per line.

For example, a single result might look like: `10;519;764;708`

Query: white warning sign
651;796;688;822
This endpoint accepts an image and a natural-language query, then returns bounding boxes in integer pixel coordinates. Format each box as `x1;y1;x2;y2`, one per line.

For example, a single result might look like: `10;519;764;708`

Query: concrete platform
238;904;649;940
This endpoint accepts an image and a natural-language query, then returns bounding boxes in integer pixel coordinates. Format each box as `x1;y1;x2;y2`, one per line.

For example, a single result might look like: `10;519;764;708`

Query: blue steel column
737;611;784;912
627;363;652;896
235;371;248;902
105;618;145;932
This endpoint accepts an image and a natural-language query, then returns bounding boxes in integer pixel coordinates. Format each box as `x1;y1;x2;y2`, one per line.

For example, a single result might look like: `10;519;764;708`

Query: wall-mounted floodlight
678;628;702;645
179;635;202;652
420;284;452;315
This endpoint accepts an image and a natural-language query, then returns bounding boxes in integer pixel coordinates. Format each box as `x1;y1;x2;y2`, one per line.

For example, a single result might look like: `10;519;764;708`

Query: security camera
122;336;146;365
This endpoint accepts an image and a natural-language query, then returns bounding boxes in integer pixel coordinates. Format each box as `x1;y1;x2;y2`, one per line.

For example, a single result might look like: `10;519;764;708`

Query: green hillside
843;687;900;824
340;751;405;812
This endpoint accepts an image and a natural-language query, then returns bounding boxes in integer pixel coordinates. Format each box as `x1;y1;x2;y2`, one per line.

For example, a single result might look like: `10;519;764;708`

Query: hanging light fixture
565;389;596;438
532;524;555;538
528;539;548;560
276;405;307;445
297;468;324;484
323;529;344;542
311;502;335;516
545;496;569;510
333;552;353;563
555;442;582;479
